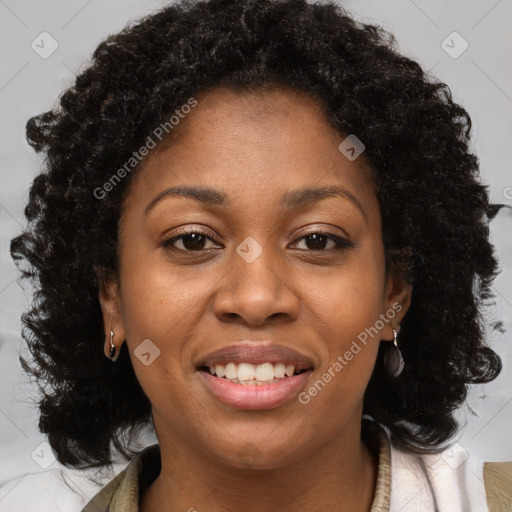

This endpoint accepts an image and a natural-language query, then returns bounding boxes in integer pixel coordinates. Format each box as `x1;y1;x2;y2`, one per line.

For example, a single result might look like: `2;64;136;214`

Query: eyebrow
144;184;367;224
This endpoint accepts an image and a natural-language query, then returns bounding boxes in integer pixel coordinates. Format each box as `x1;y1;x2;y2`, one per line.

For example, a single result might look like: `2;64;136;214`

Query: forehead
162;86;352;154
125;86;377;220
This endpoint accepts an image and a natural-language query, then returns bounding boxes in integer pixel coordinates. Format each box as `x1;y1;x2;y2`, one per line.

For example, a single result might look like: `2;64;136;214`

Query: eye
162;229;219;252
291;231;354;251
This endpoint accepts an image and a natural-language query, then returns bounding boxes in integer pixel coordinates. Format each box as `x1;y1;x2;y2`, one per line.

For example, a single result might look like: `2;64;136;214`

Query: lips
195;341;315;410
194;341;315;372
198;370;312;410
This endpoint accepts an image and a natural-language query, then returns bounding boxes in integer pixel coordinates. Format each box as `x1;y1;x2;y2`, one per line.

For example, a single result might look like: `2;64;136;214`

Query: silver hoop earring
109;329;118;361
384;327;404;377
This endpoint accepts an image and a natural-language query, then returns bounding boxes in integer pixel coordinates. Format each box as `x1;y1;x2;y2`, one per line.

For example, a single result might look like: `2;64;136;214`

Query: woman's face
100;87;411;469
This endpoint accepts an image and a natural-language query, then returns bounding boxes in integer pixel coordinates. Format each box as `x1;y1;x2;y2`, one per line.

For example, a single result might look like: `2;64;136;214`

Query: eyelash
161;228;355;253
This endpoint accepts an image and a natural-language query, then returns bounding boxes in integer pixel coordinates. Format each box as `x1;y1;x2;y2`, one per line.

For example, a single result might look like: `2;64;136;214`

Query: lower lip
197;370;312;410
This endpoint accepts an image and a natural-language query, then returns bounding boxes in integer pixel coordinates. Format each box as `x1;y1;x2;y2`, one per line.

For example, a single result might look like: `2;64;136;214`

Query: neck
140;418;379;512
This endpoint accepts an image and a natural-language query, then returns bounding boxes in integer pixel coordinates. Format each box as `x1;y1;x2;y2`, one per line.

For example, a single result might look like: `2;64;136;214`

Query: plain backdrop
0;0;511;502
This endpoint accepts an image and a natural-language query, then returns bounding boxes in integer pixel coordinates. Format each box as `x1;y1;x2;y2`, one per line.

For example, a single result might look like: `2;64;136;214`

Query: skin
98;86;412;512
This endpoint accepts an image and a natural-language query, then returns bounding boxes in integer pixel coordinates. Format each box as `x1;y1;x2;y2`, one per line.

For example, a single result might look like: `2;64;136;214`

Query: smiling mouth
196;362;313;410
197;362;311;386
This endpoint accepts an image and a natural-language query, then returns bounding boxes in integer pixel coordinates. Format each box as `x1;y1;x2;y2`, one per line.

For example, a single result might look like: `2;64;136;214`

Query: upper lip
195;342;315;371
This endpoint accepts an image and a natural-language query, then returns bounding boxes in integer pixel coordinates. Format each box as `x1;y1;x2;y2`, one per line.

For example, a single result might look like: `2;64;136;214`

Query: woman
7;0;511;510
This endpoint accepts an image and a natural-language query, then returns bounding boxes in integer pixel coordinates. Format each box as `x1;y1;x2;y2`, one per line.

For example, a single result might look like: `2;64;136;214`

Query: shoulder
0;469;104;512
388;434;512;512
0;467;114;512
81;443;160;512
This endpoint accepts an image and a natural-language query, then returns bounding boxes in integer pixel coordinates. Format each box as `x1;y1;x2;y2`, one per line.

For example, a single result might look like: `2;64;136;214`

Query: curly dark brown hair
10;0;509;472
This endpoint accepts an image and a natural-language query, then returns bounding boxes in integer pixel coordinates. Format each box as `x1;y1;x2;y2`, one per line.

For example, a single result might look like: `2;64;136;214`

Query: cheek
119;248;210;341
299;282;382;423
116;258;204;416
315;254;385;340
307;251;385;391
115;257;198;398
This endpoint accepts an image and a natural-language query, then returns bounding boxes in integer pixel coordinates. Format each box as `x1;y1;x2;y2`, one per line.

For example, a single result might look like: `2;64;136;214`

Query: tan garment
484;461;512;512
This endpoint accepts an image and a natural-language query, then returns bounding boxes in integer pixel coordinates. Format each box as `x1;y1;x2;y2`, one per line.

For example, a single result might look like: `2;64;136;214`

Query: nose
212;243;300;326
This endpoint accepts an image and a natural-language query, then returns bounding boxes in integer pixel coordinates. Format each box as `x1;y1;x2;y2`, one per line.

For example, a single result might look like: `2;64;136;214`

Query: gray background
0;0;511;498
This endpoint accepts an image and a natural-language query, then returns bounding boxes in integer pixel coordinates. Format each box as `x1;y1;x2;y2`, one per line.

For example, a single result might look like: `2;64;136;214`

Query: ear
381;267;413;342
97;269;126;360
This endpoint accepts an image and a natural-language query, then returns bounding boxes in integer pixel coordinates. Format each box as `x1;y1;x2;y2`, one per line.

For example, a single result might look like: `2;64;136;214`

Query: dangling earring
384;326;404;377
109;329;119;362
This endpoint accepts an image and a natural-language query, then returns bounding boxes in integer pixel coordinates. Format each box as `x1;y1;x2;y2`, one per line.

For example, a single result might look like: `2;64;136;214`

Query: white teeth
237;363;256;381
208;362;301;381
255;363;274;381
274;363;286;378
225;362;238;379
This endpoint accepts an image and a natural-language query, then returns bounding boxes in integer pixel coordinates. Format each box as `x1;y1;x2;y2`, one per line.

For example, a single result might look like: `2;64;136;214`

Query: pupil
183;233;205;250
306;233;327;250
